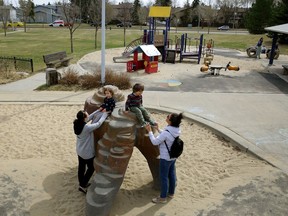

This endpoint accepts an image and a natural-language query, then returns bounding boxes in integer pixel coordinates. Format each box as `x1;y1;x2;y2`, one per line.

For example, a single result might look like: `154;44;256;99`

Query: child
92;87;116;123
125;83;157;127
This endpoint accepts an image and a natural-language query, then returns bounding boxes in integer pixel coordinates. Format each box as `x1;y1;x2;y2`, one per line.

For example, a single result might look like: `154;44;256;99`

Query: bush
58;69;79;86
58;67;131;90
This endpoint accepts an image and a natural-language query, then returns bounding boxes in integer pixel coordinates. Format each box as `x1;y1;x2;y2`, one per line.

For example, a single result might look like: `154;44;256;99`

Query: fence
0;56;34;73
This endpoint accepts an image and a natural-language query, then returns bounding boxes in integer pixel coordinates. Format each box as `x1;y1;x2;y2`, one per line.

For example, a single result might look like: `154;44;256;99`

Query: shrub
58;69;79;86
79;74;100;89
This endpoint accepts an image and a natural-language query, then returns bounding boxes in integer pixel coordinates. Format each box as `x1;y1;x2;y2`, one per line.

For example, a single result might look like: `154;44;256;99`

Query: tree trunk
70;30;74;53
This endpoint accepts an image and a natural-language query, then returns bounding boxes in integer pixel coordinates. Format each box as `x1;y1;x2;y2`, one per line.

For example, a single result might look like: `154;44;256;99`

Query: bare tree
117;0;133;47
18;0;34;32
88;0;113;49
61;0;81;53
0;1;10;36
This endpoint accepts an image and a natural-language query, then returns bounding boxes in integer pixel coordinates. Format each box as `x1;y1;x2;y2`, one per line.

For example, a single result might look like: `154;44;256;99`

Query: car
217;25;230;30
49;20;65;27
116;22;132;28
7;22;24;27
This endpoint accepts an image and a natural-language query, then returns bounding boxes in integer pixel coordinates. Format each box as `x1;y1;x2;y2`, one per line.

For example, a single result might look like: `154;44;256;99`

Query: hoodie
148;125;181;161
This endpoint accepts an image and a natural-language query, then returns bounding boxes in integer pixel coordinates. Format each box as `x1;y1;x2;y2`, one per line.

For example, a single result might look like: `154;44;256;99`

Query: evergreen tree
244;0;273;34
269;0;288;26
132;0;141;25
180;0;191;27
191;0;200;8
155;0;171;6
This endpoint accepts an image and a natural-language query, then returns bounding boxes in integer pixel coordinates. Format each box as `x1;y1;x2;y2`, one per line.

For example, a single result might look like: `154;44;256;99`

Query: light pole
101;0;106;84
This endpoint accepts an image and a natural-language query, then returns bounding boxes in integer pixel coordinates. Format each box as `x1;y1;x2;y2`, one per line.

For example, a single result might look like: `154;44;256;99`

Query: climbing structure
84;85;160;216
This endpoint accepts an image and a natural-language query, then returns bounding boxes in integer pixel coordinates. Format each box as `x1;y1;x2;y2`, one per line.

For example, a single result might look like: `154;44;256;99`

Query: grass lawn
1;26;287;72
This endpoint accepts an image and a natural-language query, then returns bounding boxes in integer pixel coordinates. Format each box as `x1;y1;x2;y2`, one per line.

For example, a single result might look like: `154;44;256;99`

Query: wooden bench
282;65;288;75
43;51;73;68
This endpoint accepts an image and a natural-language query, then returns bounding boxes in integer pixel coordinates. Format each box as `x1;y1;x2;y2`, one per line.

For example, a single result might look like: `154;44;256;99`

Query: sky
32;0;214;7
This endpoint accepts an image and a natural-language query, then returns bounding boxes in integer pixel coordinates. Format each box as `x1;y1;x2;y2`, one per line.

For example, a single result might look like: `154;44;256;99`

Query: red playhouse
126;44;161;74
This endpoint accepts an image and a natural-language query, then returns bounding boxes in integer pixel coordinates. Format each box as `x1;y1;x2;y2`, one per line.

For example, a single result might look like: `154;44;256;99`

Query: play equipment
179;33;203;64
202;38;214;64
246;45;280;59
84;86;161;216
200;61;240;75
143;6;171;62
113;37;144;63
113;6;171;64
126;44;161;73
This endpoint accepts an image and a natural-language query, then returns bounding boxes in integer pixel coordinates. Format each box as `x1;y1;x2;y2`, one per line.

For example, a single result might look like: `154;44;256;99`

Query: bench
43;51;73;68
282;65;288;75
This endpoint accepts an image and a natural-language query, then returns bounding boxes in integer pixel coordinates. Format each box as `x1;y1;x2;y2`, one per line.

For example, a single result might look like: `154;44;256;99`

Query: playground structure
126;44;161;73
246;45;280;59
200;61;240;75
84;86;161;216
113;6;171;65
202;38;214;65
179;33;203;64
113;6;206;69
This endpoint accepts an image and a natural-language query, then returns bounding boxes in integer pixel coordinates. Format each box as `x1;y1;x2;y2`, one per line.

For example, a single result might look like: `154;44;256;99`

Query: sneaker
168;194;174;199
78;186;87;194
152;197;167;204
85;183;91;188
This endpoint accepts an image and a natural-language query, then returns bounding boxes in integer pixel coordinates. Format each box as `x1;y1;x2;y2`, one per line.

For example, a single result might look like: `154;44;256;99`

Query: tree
244;0;273;34
155;0;171;6
88;0;113;49
18;0;34;32
0;1;10;37
180;0;191;27
131;0;141;25
269;0;288;26
61;0;81;53
117;1;132;47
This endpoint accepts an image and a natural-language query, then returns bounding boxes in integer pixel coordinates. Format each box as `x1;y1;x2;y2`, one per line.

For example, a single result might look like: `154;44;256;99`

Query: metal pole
101;0;106;84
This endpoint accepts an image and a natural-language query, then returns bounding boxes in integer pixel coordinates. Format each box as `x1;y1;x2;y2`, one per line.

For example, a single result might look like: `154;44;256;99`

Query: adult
256;37;263;59
73;110;108;194
145;112;183;204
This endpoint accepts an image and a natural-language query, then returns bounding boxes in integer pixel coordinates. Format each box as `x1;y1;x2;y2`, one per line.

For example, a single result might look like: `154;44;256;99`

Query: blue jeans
160;159;176;198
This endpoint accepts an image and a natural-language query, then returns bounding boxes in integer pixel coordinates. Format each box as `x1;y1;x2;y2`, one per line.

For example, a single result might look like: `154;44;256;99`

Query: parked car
90;22;106;27
49;20;65;27
116;22;132;28
7;22;24;27
217;25;230;30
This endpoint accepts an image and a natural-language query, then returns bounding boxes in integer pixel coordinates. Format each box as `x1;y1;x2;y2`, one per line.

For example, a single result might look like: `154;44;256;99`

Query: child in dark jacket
125;83;157;127
92;87;116;123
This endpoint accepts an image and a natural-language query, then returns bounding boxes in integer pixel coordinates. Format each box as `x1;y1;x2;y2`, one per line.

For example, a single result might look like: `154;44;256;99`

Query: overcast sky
32;0;214;7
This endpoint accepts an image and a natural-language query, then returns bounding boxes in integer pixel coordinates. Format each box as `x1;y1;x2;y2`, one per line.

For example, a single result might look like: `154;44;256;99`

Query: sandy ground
1;48;288;215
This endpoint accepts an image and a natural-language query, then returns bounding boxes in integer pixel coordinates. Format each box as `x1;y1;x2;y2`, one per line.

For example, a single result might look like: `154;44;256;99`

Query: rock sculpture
84;85;160;216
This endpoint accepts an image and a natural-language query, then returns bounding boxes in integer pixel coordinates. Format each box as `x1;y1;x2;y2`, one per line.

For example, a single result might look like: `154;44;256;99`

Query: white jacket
76;111;108;159
148;125;181;161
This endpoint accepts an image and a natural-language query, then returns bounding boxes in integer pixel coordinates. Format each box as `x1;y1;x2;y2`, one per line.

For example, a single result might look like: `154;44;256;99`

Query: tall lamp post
101;0;106;84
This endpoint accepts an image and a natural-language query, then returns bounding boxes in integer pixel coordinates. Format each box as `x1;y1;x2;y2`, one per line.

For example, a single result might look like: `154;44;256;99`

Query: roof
128;45;161;57
265;23;288;34
149;6;171;18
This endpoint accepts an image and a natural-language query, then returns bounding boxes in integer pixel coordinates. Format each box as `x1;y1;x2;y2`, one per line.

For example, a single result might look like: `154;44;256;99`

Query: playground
1;47;288;215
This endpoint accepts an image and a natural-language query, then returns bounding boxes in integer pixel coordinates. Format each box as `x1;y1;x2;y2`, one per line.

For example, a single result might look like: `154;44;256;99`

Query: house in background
29;5;62;23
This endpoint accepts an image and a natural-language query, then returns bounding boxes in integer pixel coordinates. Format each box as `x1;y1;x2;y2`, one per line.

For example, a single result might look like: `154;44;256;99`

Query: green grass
1;26;287;72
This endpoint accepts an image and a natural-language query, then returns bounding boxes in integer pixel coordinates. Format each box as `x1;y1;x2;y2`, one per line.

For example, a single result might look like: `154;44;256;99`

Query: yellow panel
148;6;171;18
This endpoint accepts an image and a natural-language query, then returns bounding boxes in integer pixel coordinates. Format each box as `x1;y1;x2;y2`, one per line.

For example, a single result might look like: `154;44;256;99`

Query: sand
1;48;288;215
